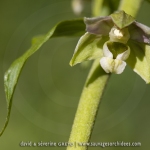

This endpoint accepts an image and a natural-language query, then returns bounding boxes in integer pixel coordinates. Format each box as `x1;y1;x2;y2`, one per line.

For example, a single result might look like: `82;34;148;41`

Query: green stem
119;0;143;17
92;0;104;16
67;60;110;150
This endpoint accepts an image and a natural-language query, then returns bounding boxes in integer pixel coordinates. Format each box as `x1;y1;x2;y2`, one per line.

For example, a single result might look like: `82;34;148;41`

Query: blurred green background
0;0;150;149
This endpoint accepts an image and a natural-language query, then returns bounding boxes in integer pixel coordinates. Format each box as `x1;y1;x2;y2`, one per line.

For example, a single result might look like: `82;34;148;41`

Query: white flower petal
100;57;126;74
116;46;130;60
103;42;113;58
113;59;126;74
100;57;114;73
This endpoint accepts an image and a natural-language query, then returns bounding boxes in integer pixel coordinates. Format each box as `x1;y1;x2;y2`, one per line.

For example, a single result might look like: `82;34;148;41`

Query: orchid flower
70;10;150;83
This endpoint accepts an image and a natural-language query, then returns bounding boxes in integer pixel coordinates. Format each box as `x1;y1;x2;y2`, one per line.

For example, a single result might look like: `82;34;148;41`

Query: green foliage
0;19;85;136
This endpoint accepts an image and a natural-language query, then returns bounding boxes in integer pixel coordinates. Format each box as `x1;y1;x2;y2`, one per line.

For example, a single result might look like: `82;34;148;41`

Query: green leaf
111;10;135;29
126;41;150;84
0;19;85;136
70;32;108;66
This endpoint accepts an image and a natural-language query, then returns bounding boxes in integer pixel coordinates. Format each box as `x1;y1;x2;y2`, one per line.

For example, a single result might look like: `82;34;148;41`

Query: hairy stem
67;60;110;150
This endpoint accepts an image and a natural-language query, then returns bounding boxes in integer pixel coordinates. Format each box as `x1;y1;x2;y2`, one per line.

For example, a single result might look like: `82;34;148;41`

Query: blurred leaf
70;32;108;66
127;41;150;84
109;0;120;12
0;19;85;136
146;0;150;2
92;0;120;17
92;0;104;16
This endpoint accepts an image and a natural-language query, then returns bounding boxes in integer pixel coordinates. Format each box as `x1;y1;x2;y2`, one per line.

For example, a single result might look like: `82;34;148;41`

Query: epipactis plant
70;10;150;83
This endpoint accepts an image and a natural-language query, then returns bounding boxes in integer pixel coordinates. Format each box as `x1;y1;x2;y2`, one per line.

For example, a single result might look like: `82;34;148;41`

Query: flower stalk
67;60;110;150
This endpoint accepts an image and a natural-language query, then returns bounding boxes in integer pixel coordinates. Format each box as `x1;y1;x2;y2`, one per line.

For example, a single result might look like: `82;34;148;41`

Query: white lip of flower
100;42;130;74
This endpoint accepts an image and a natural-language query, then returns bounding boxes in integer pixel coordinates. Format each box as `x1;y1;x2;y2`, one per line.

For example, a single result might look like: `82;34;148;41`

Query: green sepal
70;32;108;66
126;41;150;84
111;10;135;29
1;19;85;136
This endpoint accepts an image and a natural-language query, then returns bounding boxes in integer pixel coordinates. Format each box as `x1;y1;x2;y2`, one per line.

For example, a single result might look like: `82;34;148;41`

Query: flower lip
103;41;130;60
100;41;130;74
100;57;127;74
